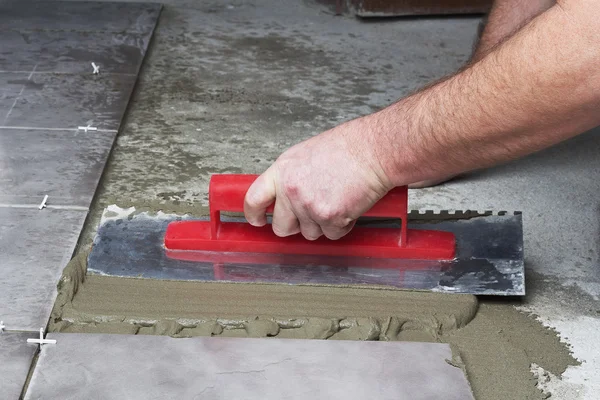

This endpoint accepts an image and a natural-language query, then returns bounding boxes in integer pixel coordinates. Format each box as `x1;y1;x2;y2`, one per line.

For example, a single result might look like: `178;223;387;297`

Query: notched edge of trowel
359;209;523;227
408;209;522;221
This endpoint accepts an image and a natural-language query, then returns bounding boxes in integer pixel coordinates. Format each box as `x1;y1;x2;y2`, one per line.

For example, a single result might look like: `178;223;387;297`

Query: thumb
244;167;277;227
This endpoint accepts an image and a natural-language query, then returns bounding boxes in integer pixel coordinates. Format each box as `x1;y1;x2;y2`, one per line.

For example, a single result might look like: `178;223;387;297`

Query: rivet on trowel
78;125;98;133
91;62;100;74
38;195;48;210
27;328;56;346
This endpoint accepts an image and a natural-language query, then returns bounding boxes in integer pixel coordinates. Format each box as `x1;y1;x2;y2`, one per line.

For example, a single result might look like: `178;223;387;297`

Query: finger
297;216;323;241
244;167;277;227
271;196;300;237
321;219;356;240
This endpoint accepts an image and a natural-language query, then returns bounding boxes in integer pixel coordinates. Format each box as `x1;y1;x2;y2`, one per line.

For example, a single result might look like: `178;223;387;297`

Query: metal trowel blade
86;206;525;295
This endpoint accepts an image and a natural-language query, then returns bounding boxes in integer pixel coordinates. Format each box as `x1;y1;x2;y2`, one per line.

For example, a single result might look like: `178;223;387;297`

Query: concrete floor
79;0;600;398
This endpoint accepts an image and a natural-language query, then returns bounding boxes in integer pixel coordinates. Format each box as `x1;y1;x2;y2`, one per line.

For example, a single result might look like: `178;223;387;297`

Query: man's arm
244;0;600;240
472;0;555;62
379;0;600;187
411;0;555;187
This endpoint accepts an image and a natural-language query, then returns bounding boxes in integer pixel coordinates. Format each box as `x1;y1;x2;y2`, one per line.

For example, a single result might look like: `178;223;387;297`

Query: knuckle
244;192;261;209
313;205;346;224
303;199;315;214
313;205;334;222
331;217;353;229
282;180;300;200
323;218;354;241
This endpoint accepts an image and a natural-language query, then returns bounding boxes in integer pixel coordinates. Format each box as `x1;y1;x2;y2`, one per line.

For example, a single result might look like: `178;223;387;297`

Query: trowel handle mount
209;174;409;246
164;174;455;260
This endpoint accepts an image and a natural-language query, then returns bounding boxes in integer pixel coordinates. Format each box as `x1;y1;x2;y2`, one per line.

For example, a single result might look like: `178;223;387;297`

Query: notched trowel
87;174;525;295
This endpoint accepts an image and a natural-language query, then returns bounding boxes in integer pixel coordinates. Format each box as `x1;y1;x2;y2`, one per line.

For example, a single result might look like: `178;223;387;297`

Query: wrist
366;96;437;188
351;112;403;192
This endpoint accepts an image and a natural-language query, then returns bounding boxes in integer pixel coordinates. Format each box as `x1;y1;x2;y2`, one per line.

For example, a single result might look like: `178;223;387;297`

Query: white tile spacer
78;125;98;133
0;321;5;333
27;328;56;346
91;62;100;74
38;195;48;210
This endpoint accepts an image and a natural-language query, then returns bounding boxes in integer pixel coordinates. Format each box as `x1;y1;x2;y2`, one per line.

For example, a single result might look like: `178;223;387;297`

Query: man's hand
243;116;393;240
244;0;600;242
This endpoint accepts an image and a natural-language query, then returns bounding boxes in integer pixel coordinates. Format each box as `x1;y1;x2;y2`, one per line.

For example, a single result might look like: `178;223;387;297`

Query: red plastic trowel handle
164;174;456;260
208;174;409;246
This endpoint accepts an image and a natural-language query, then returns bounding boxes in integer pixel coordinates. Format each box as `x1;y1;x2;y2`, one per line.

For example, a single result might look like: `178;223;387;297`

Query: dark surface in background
318;0;492;17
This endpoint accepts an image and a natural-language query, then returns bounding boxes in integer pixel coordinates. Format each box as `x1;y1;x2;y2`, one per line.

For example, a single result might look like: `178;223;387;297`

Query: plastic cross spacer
27;328;56;346
38;195;48;210
91;62;100;74
0;321;5;333
78;125;98;133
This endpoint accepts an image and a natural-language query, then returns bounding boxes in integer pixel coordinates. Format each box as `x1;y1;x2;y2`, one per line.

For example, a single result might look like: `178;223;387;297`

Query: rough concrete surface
86;0;477;215
52;0;600;399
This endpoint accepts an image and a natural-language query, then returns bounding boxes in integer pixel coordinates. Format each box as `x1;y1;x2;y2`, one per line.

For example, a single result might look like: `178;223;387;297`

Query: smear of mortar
50;249;578;400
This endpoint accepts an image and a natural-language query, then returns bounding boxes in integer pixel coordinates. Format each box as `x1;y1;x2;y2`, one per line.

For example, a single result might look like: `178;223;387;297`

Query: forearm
472;0;555;61
369;1;600;187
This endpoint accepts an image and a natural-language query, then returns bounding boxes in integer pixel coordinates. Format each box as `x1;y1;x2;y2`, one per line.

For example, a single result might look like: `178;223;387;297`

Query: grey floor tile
0;96;19;125
0;30;151;75
1;72;138;130
0;332;39;400
24;334;474;400
0;72;29;93
0;129;116;207
0;1;162;34
0;73;29;123
0;208;87;330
